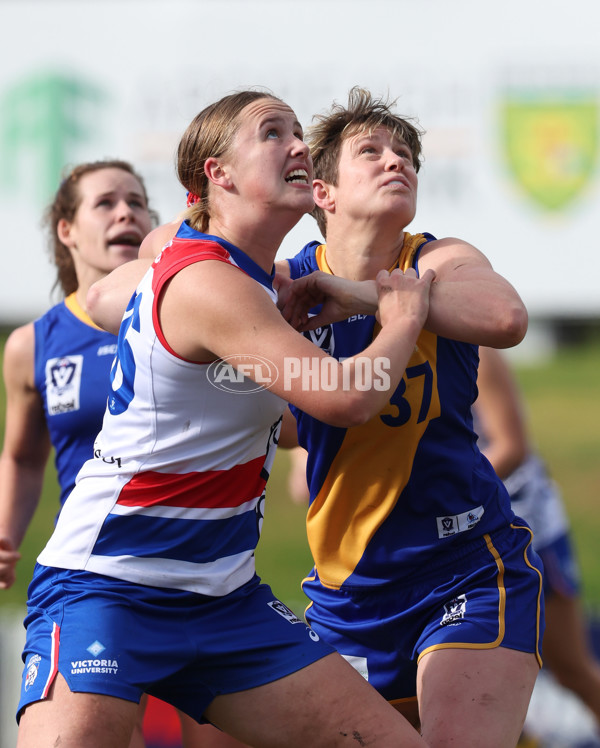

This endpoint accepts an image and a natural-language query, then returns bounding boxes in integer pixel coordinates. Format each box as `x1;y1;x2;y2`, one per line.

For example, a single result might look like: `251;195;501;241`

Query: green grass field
514;334;600;605
0;329;599;616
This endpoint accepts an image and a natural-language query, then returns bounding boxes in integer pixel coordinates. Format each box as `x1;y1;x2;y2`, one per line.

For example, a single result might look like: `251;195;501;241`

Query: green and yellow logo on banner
502;90;599;211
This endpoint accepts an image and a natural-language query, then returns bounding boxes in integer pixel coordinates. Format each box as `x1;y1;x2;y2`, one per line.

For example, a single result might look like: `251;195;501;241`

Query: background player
475;346;600;735
0;160;153;590
0;160;154;747
0;159;243;748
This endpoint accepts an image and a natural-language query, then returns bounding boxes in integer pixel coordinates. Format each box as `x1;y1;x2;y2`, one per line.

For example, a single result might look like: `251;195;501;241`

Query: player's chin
290;186;314;212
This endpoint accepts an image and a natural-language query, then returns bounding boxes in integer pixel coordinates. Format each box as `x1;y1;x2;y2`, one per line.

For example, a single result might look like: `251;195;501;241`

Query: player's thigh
129;694;148;748
17;672;138;748
391;698;421;732
417;646;539;748
205;652;426;748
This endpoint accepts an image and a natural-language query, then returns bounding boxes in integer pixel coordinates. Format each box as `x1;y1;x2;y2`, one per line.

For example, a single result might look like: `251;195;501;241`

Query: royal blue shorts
18;565;335;723
302;522;545;705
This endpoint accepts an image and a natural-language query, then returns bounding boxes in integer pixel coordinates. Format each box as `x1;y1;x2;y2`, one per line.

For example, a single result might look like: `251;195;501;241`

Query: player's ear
57;218;75;249
204;157;233;189
313;179;335;212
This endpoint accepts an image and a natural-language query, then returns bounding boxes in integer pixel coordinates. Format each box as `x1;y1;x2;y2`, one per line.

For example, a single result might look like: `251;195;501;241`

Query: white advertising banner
0;0;598;324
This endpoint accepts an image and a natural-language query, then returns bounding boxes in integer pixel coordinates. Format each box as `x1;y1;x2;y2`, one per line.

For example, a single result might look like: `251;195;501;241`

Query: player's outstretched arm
0;324;51;589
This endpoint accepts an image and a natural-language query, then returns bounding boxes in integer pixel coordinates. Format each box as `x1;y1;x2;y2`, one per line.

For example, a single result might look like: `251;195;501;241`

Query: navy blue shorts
18;565;335;722
303;523;545;704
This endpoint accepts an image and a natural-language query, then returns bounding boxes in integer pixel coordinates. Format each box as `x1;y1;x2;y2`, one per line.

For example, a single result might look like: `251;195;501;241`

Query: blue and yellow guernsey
33;295;119;511
287;233;516;590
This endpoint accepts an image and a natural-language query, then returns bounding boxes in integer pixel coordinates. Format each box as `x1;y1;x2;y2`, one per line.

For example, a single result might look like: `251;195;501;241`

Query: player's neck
325;226;405;281
208;212;291;275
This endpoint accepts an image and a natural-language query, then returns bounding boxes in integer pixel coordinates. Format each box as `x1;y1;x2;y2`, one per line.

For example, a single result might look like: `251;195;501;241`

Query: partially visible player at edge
0;161;153;590
0;159;245;748
475;346;600;734
0;161;154;748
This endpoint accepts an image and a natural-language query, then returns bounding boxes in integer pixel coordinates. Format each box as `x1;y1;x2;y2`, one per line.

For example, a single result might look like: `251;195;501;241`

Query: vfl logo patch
304;320;334;356
24;654;41;691
268;600;302;624
441;595;467;626
441;517;454;533
436;506;484;538
45;355;83;415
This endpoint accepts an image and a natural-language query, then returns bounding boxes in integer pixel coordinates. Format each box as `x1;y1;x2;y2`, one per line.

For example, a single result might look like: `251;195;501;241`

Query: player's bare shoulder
139;220;181;259
3;323;36;383
417;236;491;274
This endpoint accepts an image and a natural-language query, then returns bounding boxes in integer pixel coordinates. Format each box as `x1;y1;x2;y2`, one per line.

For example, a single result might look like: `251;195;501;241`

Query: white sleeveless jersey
503;453;569;549
38;225;287;596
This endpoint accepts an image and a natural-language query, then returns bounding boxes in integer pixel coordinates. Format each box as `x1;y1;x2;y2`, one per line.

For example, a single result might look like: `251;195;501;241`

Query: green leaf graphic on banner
503;91;598;211
0;72;107;202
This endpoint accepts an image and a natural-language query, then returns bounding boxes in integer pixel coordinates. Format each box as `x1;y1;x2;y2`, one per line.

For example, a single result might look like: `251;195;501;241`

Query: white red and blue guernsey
37;222;287;596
